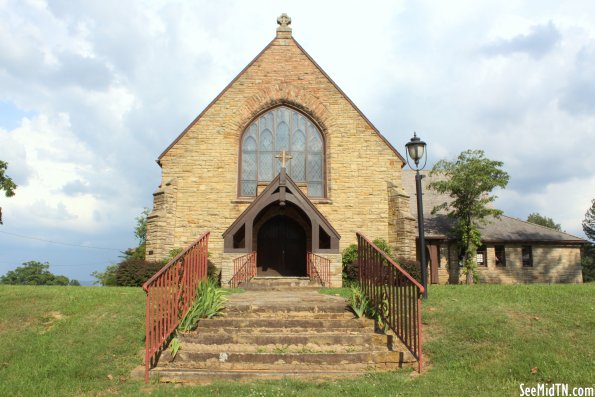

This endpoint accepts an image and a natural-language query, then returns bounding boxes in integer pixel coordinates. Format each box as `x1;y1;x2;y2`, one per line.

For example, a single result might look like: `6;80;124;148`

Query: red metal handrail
356;232;424;372
307;252;331;287
229;251;257;288
141;231;210;383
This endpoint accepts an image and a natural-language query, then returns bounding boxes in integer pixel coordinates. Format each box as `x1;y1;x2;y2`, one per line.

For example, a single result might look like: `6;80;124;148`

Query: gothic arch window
240;106;325;197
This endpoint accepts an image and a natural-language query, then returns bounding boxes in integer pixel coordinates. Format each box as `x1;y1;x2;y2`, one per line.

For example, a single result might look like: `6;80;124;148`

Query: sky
0;0;594;283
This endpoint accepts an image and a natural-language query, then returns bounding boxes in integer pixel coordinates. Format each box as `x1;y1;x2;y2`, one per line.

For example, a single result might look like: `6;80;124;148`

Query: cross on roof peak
276;13;292;35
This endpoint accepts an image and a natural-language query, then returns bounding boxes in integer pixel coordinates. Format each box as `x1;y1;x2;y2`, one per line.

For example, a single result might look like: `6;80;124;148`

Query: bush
342;238;423;285
342;238;396;285
165;248;220;286
114;259;164;287
342;244;358;285
396;257;422;285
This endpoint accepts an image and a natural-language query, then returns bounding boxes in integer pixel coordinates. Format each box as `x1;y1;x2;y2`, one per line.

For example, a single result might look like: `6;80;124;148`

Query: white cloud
0;113;136;232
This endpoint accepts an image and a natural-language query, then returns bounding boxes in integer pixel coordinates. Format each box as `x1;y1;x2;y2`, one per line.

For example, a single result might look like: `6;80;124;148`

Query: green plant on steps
367;290;390;334
348;285;368;318
169;335;182;358
170;279;228;358
178;279;228;332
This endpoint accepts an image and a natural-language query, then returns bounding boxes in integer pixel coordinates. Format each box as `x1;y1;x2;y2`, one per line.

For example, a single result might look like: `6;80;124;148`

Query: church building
145;15;417;287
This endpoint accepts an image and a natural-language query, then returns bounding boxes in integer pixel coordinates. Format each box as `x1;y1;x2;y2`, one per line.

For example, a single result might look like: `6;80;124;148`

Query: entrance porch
221;168;342;287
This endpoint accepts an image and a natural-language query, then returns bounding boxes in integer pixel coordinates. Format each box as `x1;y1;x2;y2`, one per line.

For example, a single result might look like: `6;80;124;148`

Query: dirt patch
40;311;66;333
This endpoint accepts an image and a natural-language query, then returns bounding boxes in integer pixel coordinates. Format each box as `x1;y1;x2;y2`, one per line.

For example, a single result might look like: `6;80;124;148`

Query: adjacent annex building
145;16;417;287
402;171;585;284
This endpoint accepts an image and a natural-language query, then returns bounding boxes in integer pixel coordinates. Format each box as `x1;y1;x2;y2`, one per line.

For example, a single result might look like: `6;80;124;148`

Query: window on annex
522;245;533;267
495;245;506;267
239;106;325;197
476;245;487;267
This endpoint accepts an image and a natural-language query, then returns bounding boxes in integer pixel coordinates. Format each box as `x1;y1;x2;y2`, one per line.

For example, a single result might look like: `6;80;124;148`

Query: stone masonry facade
434;243;583;284
146;25;417;287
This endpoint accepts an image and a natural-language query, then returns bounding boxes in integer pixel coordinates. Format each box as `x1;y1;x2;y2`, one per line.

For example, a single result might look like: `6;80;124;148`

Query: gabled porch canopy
223;168;340;253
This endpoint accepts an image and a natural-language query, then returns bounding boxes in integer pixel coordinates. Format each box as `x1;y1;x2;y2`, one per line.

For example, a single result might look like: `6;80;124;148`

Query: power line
0;263;116;268
0;230;124;251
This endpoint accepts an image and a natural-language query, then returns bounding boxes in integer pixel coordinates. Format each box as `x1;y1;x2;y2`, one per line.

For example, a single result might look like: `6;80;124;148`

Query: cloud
559;42;595;116
481;21;561;59
497;174;595;238
62;179;90;197
29;200;77;221
0;113;138;232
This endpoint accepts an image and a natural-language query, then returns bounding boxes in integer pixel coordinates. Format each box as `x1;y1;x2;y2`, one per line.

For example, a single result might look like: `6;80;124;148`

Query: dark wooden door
257;216;306;276
429;244;440;284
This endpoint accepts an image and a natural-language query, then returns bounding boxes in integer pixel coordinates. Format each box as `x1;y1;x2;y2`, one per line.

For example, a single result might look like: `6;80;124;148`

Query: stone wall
432;242;583;284
145;32;416;285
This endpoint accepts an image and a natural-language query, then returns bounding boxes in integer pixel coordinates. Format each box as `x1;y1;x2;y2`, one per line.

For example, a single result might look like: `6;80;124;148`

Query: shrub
342;244;358;285
396;257;422;285
165;248;220;286
114;258;164;287
342;238;396;285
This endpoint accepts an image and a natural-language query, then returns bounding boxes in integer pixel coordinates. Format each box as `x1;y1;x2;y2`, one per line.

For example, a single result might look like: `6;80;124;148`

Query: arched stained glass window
240;106;325;197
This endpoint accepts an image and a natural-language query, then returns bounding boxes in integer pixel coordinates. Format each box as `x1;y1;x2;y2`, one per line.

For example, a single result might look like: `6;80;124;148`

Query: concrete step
145;288;420;384
163;351;415;371
194;326;377;335
226;311;355;319
151;368;369;384
175;342;377;354
225;304;350;315
196;318;370;330
240;277;320;290
178;332;382;347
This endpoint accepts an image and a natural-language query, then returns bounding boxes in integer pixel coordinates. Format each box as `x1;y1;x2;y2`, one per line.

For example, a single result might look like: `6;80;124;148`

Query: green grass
319;287;351;299
0;285;145;397
0;284;593;396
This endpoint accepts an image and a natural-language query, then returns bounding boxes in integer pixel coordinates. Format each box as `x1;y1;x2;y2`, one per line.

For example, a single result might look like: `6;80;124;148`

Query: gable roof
222;168;341;253
402;170;586;244
158;35;405;164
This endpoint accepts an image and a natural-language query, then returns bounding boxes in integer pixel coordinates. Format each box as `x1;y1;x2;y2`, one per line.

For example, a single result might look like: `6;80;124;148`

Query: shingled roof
402;170;586;244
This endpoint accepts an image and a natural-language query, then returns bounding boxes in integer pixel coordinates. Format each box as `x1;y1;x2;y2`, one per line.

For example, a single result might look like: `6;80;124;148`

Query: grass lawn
0;283;593;396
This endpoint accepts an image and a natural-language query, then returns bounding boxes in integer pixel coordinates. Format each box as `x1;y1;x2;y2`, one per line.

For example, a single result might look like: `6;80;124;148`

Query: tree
0;160;17;224
582;199;595;282
0;261;80;286
135;208;150;244
91;264;119;286
527;213;562;231
428;150;509;284
583;199;595;243
123;208;150;260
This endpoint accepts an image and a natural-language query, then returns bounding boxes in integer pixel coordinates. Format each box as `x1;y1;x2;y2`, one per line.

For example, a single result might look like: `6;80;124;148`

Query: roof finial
276;13;292;38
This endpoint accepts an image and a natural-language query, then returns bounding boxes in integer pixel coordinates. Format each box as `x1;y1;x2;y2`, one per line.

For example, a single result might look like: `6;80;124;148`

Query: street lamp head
405;132;427;170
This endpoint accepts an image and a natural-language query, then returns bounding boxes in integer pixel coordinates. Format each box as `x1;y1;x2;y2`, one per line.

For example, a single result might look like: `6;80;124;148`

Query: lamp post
405;132;428;299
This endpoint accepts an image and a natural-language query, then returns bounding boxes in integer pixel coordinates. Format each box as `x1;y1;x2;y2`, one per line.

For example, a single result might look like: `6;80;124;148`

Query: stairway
150;280;417;383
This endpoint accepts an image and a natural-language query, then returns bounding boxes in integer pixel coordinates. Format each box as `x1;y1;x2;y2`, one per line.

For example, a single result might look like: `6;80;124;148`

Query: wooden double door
257;215;307;277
